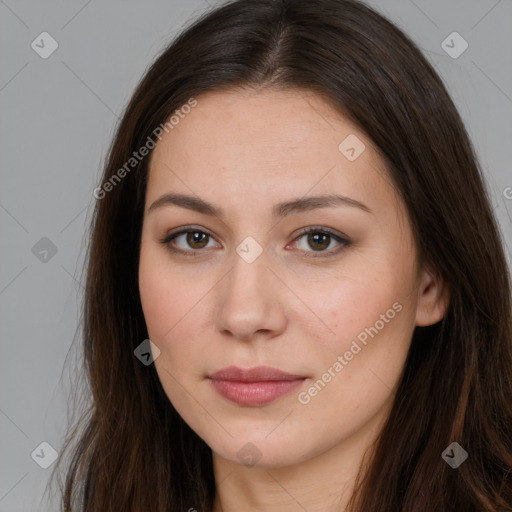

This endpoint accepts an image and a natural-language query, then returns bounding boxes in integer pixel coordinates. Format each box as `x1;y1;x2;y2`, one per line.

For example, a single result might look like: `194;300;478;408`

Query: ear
415;267;450;327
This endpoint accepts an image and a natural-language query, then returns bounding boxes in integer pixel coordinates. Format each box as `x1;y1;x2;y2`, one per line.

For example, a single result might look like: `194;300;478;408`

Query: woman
51;0;512;510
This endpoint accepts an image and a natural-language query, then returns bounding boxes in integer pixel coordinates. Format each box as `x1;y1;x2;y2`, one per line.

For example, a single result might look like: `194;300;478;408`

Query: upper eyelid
165;225;346;241
165;227;218;244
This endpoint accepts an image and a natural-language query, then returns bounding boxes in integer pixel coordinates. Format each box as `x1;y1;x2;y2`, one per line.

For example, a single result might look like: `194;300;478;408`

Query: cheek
139;244;190;342
305;267;407;347
297;252;417;398
294;279;414;439
138;244;218;374
139;264;172;341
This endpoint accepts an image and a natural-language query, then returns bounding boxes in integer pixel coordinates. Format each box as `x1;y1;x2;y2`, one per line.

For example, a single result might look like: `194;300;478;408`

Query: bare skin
138;88;449;511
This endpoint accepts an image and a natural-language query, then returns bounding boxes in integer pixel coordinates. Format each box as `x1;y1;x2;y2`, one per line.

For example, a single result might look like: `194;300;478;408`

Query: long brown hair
49;0;512;510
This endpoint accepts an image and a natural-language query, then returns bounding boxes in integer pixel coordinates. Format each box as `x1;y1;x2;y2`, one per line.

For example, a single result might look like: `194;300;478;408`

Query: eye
290;227;350;257
160;227;220;256
160;225;350;258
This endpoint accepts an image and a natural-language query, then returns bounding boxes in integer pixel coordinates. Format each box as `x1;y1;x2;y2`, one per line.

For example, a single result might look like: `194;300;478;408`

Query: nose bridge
215;239;286;339
225;241;271;306
227;229;270;290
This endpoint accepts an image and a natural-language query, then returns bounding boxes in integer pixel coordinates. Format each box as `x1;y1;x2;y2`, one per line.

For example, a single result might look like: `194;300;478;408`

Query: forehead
146;87;396;216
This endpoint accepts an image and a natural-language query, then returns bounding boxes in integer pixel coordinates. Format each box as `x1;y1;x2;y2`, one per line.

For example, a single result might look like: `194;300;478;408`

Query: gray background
1;0;511;510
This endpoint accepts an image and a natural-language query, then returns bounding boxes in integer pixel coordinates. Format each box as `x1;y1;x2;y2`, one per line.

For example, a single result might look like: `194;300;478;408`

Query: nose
214;248;287;341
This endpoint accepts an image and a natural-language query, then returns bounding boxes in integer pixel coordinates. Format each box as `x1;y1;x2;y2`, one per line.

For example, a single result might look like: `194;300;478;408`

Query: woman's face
138;88;441;469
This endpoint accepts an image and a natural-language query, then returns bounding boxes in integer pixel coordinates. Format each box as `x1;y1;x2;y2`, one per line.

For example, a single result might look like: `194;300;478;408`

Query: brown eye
185;231;209;249
161;228;219;255
293;227;350;257
306;232;331;251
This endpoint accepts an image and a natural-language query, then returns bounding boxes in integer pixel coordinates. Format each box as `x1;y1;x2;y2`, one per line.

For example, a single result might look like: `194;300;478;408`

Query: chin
209;433;317;469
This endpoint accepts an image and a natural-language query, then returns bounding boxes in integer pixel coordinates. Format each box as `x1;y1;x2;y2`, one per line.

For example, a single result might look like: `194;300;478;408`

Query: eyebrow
147;192;372;218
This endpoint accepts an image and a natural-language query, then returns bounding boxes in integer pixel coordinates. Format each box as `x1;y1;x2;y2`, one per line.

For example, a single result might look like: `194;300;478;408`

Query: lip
208;366;307;406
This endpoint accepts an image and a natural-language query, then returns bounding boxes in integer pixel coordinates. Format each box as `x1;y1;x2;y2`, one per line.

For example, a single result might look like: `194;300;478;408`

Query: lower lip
209;378;305;406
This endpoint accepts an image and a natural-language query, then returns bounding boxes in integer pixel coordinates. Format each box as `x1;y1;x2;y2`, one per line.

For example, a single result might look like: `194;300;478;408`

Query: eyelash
159;226;350;259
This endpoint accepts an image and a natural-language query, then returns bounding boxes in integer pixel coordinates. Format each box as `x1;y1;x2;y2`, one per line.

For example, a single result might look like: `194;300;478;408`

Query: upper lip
208;366;306;382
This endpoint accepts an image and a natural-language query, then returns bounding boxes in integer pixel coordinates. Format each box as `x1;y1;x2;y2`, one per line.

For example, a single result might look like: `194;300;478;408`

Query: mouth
207;366;307;407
